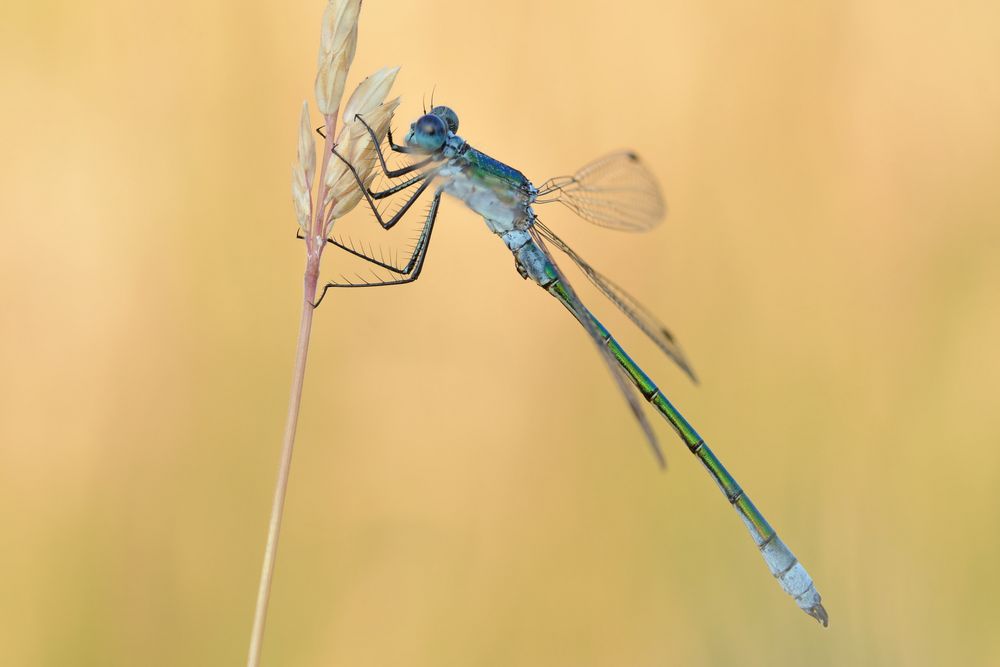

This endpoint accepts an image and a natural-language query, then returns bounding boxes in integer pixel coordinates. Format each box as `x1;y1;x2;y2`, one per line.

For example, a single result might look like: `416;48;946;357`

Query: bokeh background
2;1;999;665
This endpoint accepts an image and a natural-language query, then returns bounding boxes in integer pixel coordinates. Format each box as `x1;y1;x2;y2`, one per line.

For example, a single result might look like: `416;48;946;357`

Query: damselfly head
429;105;459;133
405;113;448;153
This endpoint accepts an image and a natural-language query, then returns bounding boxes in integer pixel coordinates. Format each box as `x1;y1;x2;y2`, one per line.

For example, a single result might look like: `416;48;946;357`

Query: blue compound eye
430;105;459;133
418;114;446;137
408;114;448;152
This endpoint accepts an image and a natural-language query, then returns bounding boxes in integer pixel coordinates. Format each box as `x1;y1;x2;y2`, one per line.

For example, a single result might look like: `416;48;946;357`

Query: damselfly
314;105;828;626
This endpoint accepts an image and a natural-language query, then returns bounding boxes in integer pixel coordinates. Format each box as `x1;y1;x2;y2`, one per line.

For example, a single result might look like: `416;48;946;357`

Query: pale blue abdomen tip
760;534;829;627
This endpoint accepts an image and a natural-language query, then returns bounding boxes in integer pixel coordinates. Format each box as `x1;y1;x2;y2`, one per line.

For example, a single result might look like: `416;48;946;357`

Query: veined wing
529;227;666;468
536;222;697;383
535;151;666;231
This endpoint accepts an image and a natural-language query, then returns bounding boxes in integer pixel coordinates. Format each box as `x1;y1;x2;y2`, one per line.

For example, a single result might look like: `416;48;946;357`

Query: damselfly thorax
438;146;538;234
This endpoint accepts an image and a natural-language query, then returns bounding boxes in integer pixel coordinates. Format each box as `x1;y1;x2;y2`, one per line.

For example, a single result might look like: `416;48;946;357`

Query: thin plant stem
246;111;337;667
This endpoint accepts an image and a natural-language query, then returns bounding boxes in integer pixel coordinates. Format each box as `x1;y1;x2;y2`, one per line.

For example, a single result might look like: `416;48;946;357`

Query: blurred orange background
2;1;999;665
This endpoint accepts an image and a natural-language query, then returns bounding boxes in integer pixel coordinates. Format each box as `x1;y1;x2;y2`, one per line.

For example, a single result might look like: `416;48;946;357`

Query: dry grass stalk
247;1;400;665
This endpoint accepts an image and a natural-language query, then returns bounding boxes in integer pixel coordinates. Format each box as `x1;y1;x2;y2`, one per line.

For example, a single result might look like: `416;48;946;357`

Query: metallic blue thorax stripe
461;148;531;190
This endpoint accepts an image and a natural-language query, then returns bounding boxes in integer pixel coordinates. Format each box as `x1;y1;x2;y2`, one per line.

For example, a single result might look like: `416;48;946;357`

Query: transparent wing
536;151;666;231
536;222;697;383
529;227;666;468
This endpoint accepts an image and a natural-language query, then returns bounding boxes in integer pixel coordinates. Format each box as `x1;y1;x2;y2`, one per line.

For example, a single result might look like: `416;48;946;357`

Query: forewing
536;223;698;383
529;227;665;468
536;152;666;231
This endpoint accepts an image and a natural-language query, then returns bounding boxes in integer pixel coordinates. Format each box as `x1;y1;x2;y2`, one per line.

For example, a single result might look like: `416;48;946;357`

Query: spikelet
324;98;400;222
297;101;316;186
345;98;399;178
326;174;374;226
315;0;361;116
342;66;400;125
323;121;366;207
292;101;315;233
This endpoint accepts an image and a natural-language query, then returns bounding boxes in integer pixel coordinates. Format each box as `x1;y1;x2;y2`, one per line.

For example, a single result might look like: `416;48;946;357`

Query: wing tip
682;362;700;386
654;448;668;470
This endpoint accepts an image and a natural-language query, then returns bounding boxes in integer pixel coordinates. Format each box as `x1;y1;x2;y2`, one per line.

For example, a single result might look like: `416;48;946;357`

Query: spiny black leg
314;191;442;306
354;115;432;176
323;235;412;273
311;122;429;199
386;126;411;153
391;192;441;276
331;146;439;230
319;114;412;154
317;119;412;160
368;171;428;200
298;227;415;273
